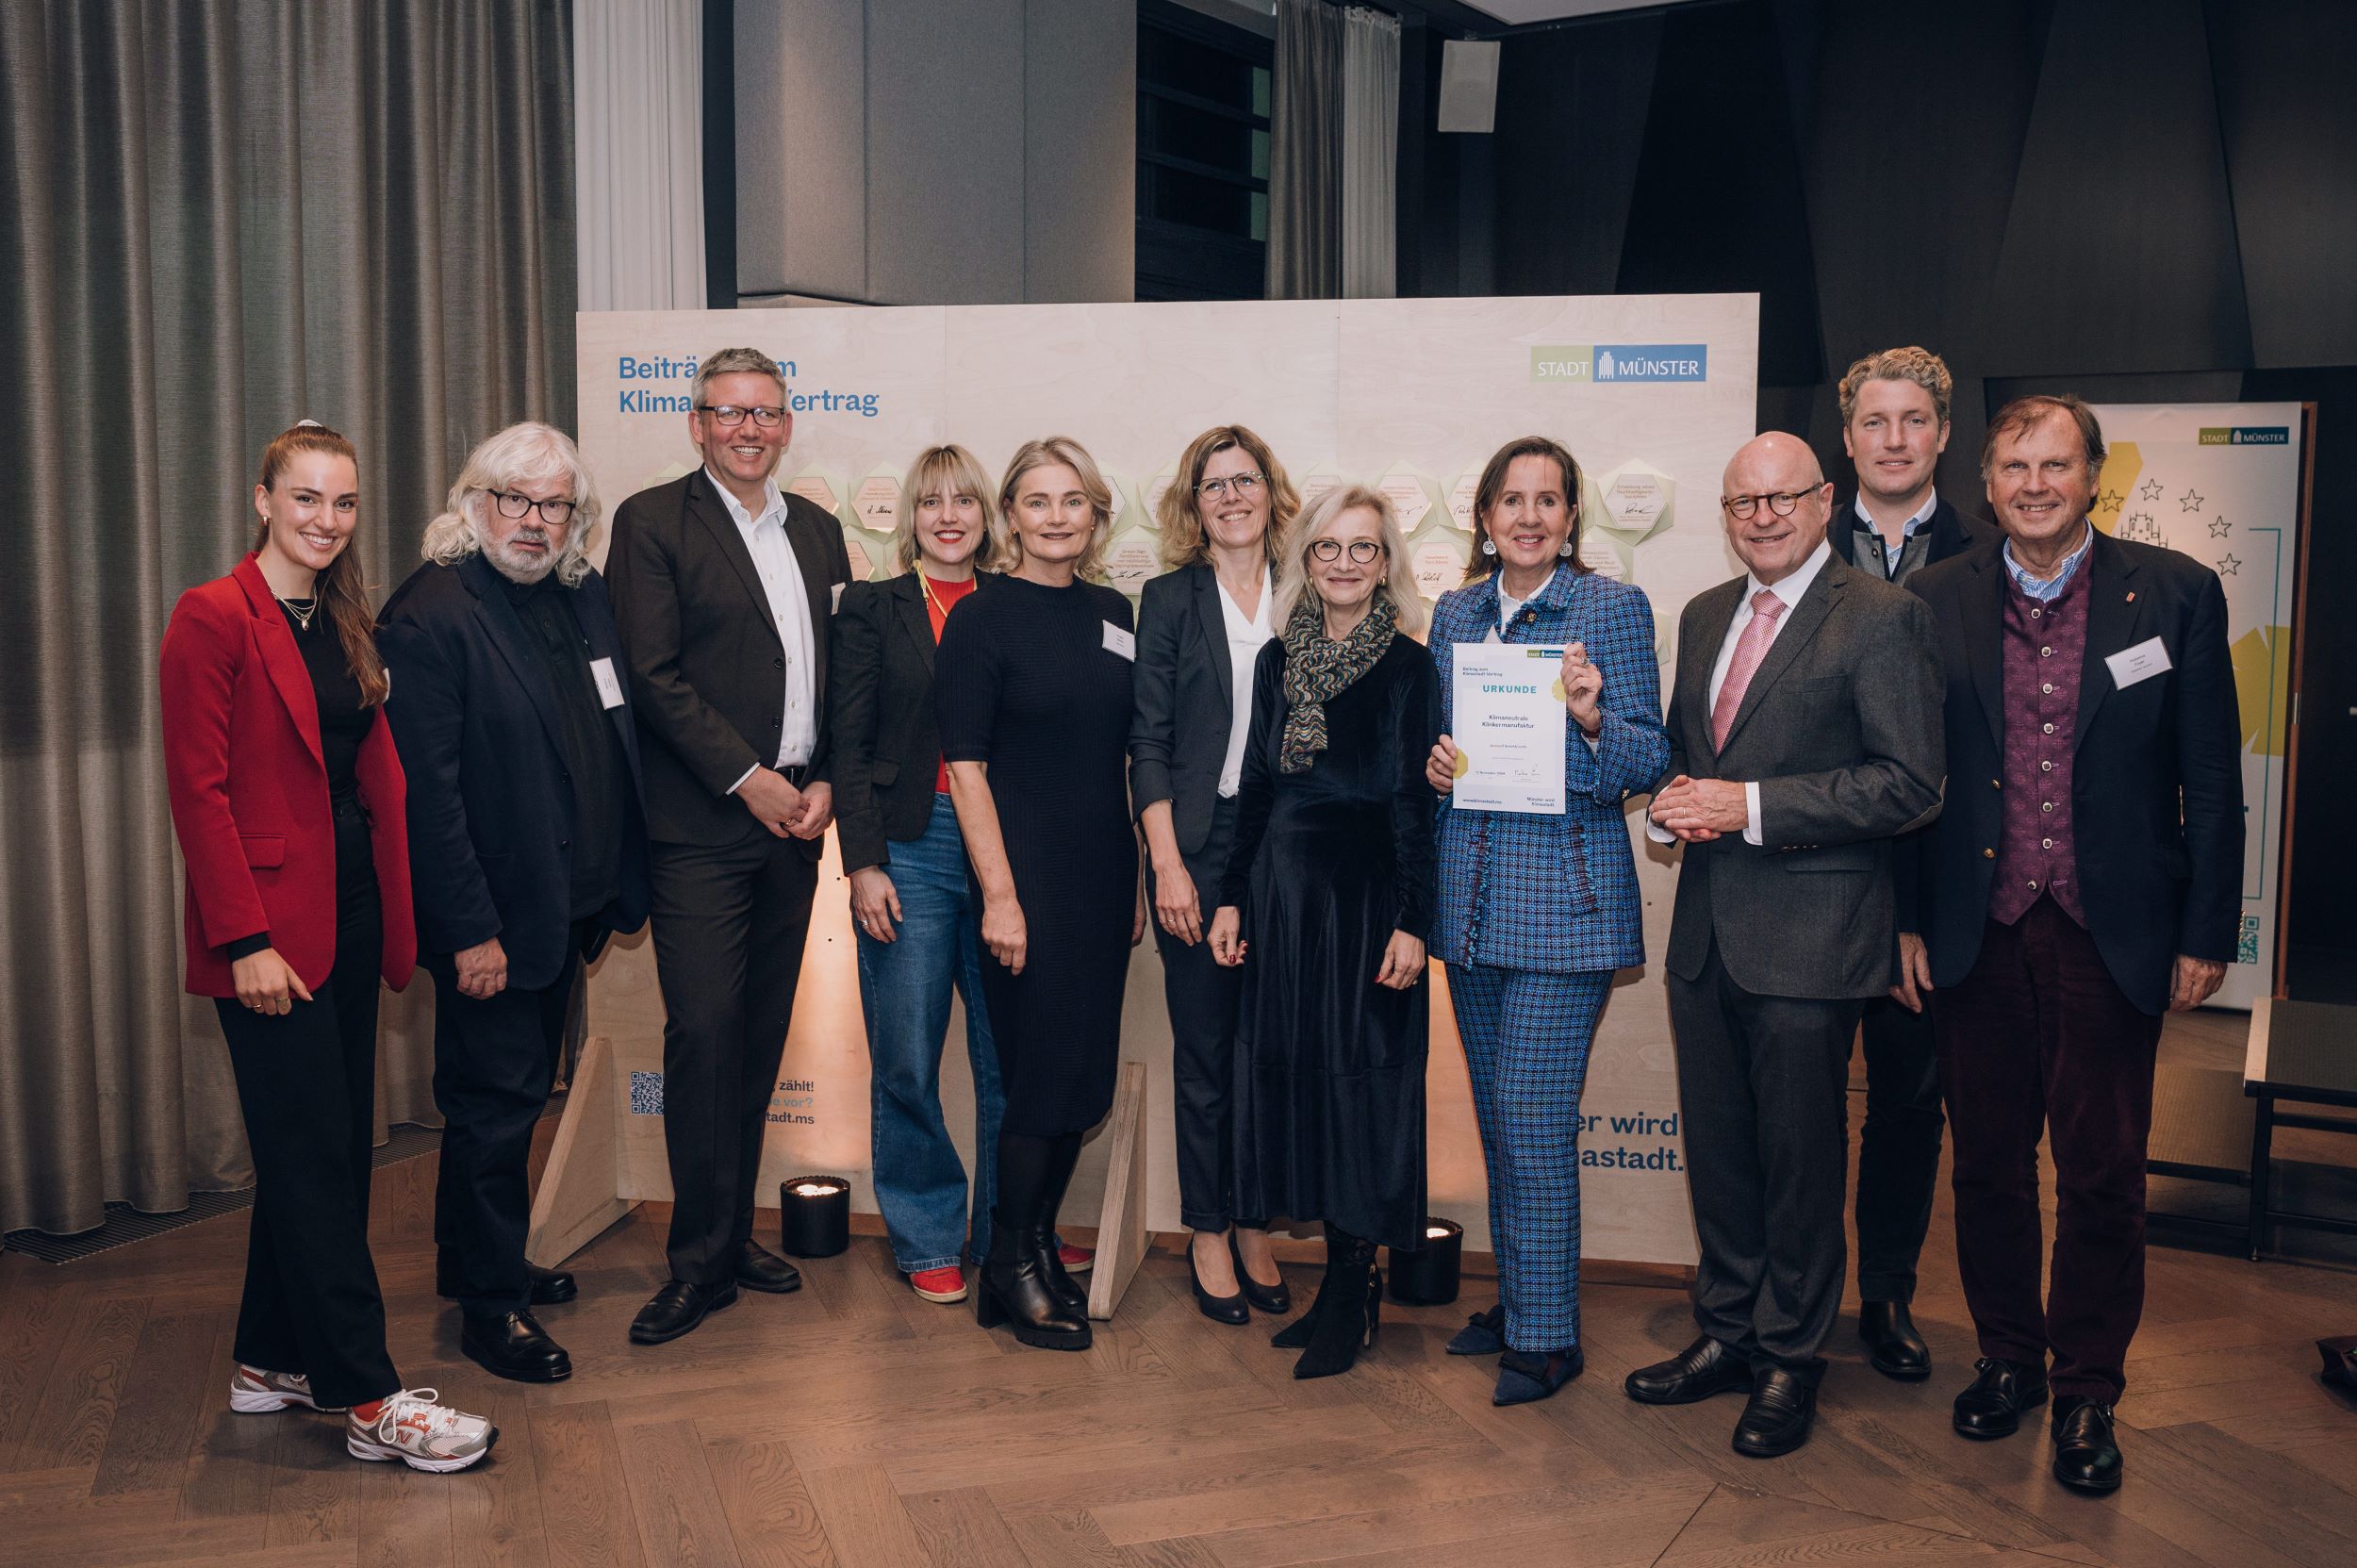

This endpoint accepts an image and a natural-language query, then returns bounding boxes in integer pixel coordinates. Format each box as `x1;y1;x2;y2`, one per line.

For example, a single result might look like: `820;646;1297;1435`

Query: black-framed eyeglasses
1309;538;1383;564
697;404;787;428
1195;472;1263;502
490;491;577;525
1721;483;1826;520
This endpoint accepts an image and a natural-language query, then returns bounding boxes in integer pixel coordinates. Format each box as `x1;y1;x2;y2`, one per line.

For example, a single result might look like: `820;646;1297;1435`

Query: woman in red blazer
160;422;493;1474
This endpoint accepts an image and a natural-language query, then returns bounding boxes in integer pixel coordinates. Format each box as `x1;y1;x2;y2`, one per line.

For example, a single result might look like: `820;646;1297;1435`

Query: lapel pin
2126;591;2135;602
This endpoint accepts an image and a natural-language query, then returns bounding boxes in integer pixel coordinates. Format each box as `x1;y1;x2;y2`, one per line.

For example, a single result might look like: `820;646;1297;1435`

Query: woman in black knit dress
937;436;1143;1350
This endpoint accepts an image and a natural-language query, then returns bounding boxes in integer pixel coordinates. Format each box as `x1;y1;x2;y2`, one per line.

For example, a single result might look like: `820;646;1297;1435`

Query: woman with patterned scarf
1207;486;1441;1380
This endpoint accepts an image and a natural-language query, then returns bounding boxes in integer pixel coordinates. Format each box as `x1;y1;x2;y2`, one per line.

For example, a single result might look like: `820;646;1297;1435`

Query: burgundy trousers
1934;895;2162;1402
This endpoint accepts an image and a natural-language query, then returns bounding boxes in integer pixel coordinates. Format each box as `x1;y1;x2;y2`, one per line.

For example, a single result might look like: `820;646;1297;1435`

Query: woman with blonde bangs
1208;486;1440;1379
938;437;1143;1350
824;444;1009;1307
1130;424;1298;1323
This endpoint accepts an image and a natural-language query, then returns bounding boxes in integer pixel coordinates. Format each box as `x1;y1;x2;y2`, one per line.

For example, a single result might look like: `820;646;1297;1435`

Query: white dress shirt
1652;536;1832;847
1215;568;1274;798
713;471;819;792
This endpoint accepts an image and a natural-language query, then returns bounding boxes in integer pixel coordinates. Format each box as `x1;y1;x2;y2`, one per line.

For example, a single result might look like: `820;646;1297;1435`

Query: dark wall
1399;0;2357;990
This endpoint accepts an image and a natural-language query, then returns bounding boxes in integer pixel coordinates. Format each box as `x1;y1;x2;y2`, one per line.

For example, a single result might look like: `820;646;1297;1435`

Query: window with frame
1137;0;1273;301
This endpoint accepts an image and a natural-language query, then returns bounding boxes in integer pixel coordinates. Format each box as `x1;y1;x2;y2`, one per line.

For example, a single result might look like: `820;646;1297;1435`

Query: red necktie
1710;589;1787;751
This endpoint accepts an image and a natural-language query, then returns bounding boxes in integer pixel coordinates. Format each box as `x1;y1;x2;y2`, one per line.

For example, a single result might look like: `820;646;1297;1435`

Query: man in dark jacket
381;421;650;1383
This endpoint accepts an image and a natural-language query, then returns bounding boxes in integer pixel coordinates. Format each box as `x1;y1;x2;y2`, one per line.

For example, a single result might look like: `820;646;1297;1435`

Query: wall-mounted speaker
1438;40;1501;134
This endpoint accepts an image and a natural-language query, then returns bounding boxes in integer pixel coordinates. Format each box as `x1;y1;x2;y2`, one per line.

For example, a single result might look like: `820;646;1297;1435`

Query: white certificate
1452;644;1566;814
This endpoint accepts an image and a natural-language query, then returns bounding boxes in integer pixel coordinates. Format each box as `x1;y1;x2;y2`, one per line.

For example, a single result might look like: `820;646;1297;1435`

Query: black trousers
1667;936;1862;1376
648;830;819;1287
214;800;401;1411
1149;797;1247;1233
428;917;592;1317
1854;996;1945;1303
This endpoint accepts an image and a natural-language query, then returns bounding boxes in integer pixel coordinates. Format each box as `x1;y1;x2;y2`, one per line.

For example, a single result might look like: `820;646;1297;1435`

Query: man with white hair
380;421;651;1383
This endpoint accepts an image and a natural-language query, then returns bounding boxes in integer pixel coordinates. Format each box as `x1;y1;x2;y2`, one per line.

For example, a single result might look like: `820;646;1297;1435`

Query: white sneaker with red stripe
229;1365;344;1414
346;1388;497;1473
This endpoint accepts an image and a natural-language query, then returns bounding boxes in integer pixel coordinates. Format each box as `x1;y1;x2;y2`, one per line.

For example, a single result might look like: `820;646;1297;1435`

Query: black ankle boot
1024;1131;1086;1315
976;1210;1090;1351
1292;1228;1380;1379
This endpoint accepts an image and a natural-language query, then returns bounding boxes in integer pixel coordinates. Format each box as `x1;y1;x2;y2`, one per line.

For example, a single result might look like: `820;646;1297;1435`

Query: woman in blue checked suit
1425;436;1670;1407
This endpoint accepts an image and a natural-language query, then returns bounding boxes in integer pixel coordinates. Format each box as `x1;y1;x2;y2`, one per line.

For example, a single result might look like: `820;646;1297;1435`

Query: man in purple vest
1899;394;2242;1494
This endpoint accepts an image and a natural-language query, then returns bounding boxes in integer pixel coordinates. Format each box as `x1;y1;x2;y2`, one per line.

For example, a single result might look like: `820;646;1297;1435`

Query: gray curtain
0;0;576;1236
1267;0;1343;300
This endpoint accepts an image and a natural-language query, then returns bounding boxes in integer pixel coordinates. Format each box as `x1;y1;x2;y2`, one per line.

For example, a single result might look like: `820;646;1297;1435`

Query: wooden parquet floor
4;1123;2354;1568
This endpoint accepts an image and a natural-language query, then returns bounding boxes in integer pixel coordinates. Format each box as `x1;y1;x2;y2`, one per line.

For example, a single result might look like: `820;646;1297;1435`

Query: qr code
2236;916;2261;966
629;1071;665;1116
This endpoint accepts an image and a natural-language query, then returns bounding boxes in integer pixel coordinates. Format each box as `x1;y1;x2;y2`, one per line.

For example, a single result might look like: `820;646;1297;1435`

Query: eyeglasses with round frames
1195;472;1264;502
1721;484;1826;520
490;491;577;525
697;404;787;428
1309;538;1383;564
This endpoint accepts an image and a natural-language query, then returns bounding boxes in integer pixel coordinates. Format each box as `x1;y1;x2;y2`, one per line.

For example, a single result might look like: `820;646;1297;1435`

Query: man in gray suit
1624;432;1944;1458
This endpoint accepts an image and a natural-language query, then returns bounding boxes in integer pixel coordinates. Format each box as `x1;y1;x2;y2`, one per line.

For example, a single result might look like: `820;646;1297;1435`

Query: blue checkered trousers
1430;564;1668;1352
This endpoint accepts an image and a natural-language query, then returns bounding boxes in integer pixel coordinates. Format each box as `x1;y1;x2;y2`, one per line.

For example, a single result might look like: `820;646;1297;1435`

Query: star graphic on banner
2140;478;2164;502
2217;553;2241;576
2099;488;2124;511
2208;517;2232;537
2180;488;2205;513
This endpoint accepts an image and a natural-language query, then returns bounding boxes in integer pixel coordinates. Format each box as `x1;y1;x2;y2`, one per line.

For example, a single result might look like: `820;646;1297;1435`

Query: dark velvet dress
1217;633;1441;1248
935;574;1138;1137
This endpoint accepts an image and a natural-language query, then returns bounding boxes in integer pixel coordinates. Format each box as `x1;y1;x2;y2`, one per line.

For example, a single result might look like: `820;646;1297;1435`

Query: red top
159;553;417;998
925;574;980;794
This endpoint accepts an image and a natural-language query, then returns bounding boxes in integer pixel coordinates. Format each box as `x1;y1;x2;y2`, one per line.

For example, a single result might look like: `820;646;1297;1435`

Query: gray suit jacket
1129;563;1244;857
1660;553;1945;999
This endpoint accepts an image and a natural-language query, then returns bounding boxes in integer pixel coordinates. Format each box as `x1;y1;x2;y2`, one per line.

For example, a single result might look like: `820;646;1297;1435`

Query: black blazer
1659;554;1946;1000
378;553;651;992
1828;492;1997;575
1129;562;1258;858
1902;530;2243;1015
827;570;995;873
605;469;852;850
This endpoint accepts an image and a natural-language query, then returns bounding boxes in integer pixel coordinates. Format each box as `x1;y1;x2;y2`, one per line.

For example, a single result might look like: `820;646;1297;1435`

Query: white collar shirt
1214;567;1274;798
709;469;818;772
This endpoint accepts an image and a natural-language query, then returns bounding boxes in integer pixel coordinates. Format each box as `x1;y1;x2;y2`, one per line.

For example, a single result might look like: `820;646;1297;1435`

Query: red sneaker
909;1265;968;1303
1057;1243;1094;1275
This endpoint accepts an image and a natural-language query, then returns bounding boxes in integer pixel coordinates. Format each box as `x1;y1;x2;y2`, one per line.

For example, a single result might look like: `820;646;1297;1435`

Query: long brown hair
252;423;389;706
1154;423;1298;571
1461;435;1591;584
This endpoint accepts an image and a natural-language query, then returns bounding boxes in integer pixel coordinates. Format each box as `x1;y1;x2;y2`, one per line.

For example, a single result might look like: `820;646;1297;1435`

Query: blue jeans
857;794;1003;1272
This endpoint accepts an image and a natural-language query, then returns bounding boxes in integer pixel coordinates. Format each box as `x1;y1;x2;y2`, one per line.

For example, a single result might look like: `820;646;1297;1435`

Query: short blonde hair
893;444;1000;573
421;421;605;587
1838;345;1953;427
993;436;1113;584
1273;484;1428;637
1155;424;1297;571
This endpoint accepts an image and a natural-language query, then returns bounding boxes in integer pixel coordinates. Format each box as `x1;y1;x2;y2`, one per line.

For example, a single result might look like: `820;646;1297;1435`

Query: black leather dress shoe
734;1240;803;1295
1857;1300;1931;1380
437;1259;579;1306
462;1310;572;1383
629;1279;739;1345
1731;1366;1818;1457
1624;1335;1755;1405
2051;1395;2123;1493
1952;1356;2049;1439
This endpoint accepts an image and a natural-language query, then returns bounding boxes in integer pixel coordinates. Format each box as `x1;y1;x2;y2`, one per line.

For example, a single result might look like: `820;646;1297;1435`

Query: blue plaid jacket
1430;566;1668;973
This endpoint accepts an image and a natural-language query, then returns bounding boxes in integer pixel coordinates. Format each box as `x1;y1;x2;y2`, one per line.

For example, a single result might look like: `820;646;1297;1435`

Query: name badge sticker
831;582;846;614
590;656;627;709
2103;635;2172;690
1102;621;1136;661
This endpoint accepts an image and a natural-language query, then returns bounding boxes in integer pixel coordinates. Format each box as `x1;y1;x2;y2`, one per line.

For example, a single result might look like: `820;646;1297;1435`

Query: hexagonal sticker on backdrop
1589;458;1675;545
1102;524;1162;597
785;470;846;523
853;469;903;535
1446;470;1482;533
1376;467;1437;533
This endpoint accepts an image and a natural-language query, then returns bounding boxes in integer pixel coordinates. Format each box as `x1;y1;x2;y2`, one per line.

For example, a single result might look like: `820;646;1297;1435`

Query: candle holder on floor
1387;1217;1463;1305
779;1175;851;1258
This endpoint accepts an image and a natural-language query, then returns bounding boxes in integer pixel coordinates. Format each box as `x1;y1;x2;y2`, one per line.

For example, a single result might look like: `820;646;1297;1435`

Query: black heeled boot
1290;1225;1381;1379
1028;1131;1087;1317
977;1134;1090;1351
